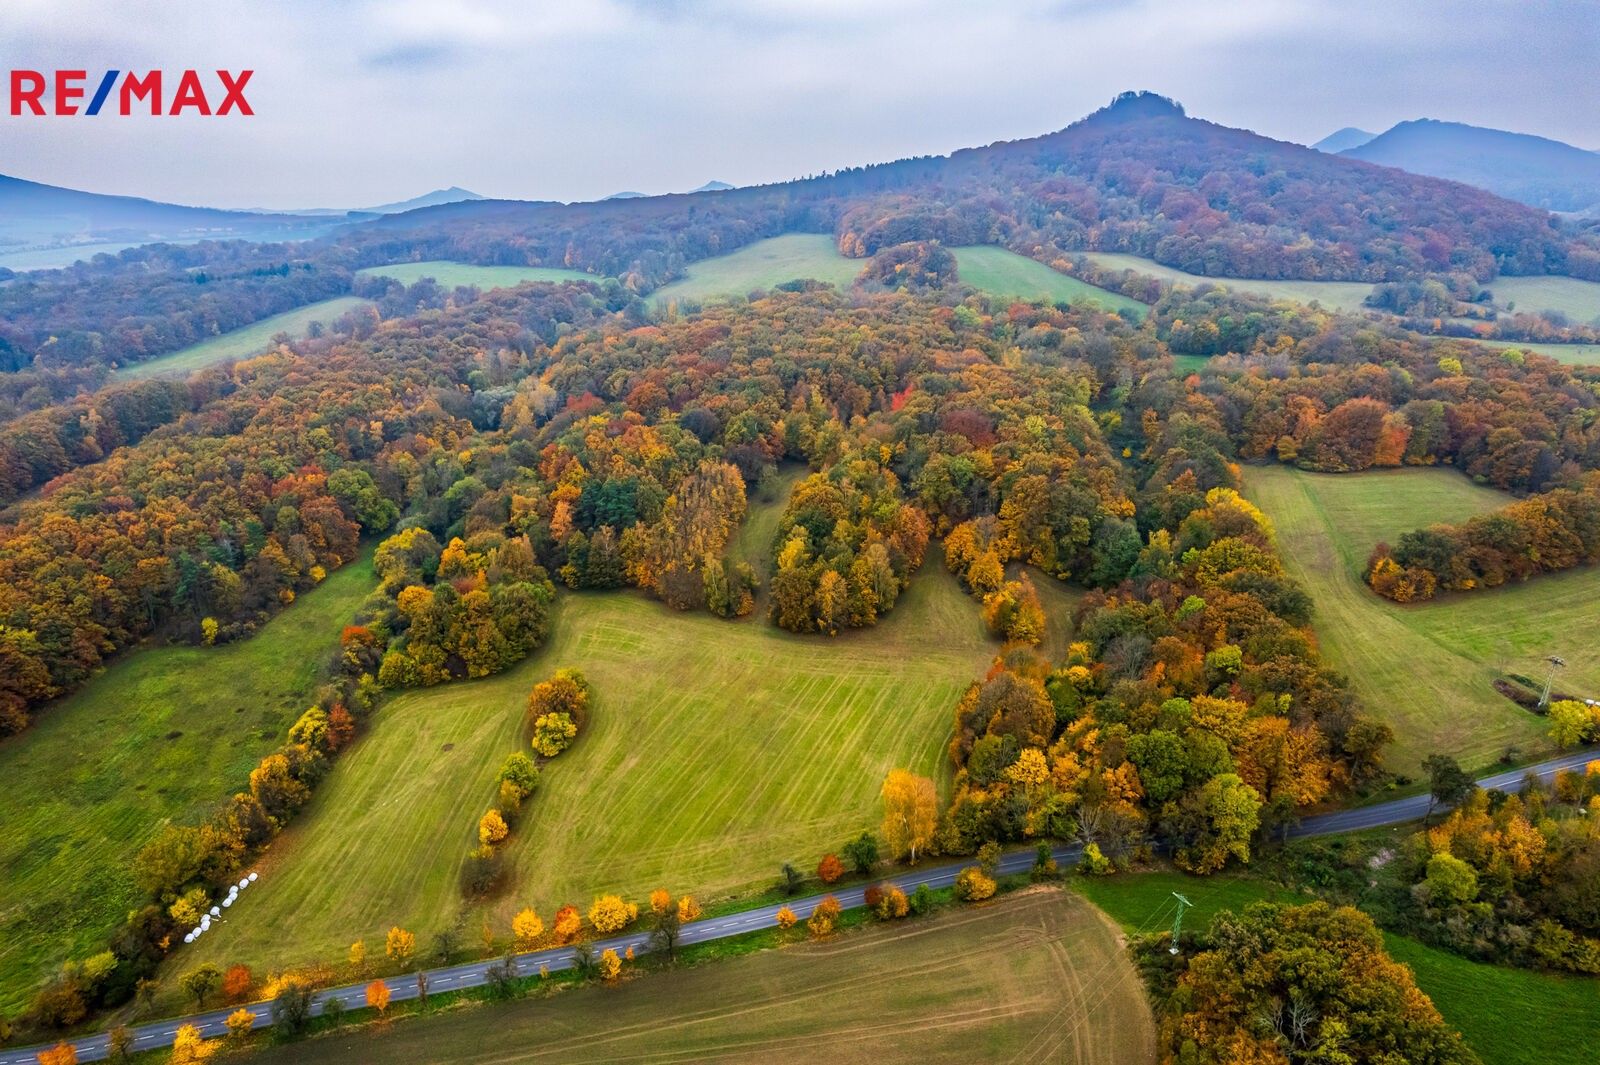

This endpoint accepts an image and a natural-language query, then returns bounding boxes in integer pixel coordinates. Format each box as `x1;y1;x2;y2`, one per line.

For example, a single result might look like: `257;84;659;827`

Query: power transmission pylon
1539;655;1567;710
1169;892;1193;955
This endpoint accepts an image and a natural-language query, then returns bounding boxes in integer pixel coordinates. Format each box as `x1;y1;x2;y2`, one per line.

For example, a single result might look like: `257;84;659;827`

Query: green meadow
1244;465;1595;775
0;550;376;1015
176;564;999;984
651;234;865;305
113;297;373;381
1079;251;1378;313
950;245;1147;315
354;261;599;289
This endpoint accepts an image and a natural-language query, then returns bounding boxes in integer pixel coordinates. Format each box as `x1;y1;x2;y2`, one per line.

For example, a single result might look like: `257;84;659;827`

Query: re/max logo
8;69;253;116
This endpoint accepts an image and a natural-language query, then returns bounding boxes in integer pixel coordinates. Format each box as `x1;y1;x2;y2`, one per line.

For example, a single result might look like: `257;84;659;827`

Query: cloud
0;0;1594;208
363;43;461;70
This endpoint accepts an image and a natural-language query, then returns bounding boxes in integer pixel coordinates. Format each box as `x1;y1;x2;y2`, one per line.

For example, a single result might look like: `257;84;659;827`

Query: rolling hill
0;172;341;251
1311;126;1377;153
1343;119;1600;213
351;91;1600;291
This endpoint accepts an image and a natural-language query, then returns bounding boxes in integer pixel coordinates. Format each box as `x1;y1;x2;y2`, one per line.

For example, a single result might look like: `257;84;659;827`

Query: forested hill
344;91;1600;289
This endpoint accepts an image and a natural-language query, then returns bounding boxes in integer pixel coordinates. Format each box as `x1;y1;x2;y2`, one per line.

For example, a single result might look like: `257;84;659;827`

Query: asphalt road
4;749;1594;1065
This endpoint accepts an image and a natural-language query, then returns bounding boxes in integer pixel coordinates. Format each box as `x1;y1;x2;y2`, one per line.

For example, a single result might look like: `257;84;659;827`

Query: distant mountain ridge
0;172;343;255
1342;119;1600;213
605;180;736;201
244;186;486;217
1311;127;1376;153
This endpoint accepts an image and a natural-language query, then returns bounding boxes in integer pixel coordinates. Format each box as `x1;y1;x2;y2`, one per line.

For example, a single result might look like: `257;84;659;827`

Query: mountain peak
1311;126;1377;153
1088;90;1186;124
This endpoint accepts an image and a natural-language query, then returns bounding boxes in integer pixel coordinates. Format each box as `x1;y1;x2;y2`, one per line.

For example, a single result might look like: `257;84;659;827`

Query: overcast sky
2;0;1595;210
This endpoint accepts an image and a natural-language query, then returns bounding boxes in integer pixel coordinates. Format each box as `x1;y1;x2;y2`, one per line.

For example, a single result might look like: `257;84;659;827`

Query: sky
2;0;1596;210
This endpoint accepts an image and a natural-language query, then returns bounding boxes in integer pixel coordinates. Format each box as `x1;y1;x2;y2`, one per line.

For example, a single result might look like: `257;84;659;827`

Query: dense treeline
0;241;352;374
1137;286;1600;495
1367;474;1600;600
938;398;1388;868
1278;767;1600;978
1141;901;1478;1065
1402;776;1600;973
479;288;1150;632
0;283;617;736
370;527;556;686
0;377;205;505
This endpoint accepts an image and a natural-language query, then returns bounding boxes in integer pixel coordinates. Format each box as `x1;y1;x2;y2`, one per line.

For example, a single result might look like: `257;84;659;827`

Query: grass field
1477;339;1600;366
1079;252;1378;314
1243;465;1599;775
1485;275;1600;326
354;261;599;289
1076;870;1598;1065
0;549;376;1015
176;564;997;985
255;887;1155;1065
112;297;373;381
651;235;864;305
0;241;160;272
950;246;1147;316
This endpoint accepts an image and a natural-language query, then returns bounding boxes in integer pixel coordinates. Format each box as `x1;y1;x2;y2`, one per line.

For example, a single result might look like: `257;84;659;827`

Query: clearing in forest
112;296;374;380
175;562;1004;984
354;262;598;289
1244;465;1597;774
0;550;376;1015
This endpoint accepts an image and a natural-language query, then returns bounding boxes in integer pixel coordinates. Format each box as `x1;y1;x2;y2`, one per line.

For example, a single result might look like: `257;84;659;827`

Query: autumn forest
3;90;1600;1065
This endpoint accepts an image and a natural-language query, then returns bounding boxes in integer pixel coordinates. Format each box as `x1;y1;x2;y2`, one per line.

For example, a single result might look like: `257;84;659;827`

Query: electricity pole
1539;656;1566;711
1169;892;1193;955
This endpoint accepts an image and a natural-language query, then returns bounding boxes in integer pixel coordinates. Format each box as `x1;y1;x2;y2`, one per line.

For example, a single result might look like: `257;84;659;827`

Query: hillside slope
348;92;1600;289
0;173;339;249
1344;119;1600;213
1311;126;1377;153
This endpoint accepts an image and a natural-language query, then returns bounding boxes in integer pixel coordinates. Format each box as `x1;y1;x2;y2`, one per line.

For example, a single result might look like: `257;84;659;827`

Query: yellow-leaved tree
588;894;639;934
513;907;545;949
385;926;416;967
881;768;938;863
169;1024;218;1065
478;808;509;846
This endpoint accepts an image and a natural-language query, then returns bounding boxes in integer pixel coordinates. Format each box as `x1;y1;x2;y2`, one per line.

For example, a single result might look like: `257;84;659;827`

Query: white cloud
0;0;1594;208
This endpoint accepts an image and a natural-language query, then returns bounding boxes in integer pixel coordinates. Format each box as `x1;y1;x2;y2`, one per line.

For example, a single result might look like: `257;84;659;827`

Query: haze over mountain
1342;119;1600;213
604;181;735;201
259;186;486;216
0;172;342;255
1311;127;1377;153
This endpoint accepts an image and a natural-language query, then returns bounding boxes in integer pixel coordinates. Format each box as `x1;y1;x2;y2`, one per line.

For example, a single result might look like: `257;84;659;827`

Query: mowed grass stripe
175;564;997;992
1243;465;1596;775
